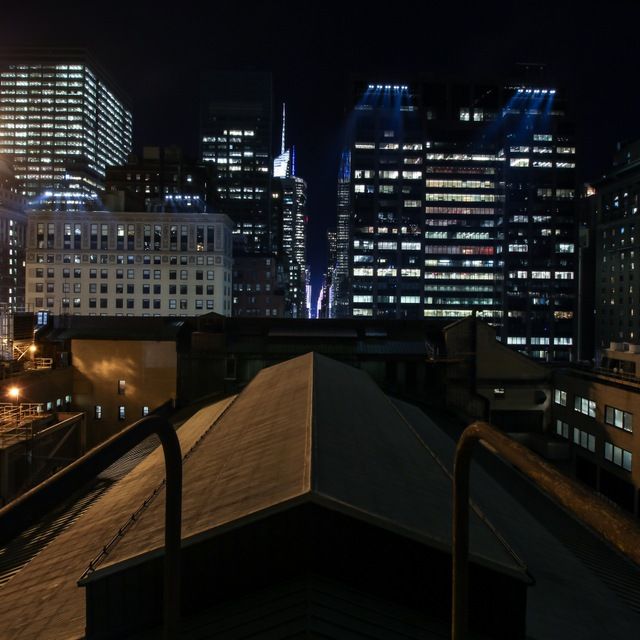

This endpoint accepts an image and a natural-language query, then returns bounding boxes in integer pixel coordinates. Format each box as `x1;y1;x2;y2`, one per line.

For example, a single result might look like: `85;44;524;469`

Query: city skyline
3;2;640;303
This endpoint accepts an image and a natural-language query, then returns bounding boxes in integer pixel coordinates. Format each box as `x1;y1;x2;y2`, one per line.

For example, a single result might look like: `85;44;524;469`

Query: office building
200;71;272;253
231;254;286;317
0;158;26;310
104;146;212;213
592;139;640;350
272;175;308;317
317;228;337;318
0;48;132;210
340;69;577;360
25;210;233;317
333;150;351;318
552;344;640;515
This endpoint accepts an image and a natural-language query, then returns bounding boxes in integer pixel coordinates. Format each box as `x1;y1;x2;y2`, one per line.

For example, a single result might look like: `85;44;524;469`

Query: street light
8;386;20;403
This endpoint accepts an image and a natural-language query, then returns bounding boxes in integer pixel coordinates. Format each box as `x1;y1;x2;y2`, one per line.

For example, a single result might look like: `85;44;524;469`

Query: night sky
3;1;640;305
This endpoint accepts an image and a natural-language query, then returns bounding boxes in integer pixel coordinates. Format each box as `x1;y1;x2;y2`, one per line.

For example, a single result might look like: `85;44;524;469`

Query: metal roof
86;352;522;580
0;353;525;639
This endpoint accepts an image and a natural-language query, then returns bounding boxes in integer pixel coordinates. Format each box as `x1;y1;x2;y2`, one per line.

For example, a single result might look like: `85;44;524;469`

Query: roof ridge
80;394;240;580
384;398;529;575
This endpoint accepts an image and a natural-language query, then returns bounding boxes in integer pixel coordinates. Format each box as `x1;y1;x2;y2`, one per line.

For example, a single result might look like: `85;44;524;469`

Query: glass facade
199;71;272;254
341;74;578;360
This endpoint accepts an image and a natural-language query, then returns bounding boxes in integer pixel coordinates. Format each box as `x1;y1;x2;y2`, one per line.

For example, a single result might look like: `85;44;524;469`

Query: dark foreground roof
85;352;523;579
0;353;526;639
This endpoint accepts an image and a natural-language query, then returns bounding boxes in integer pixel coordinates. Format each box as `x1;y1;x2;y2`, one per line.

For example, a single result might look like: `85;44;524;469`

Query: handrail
0;414;182;640
452;420;640;640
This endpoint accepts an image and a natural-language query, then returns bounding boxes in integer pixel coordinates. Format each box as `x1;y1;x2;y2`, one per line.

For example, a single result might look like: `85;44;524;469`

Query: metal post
153;417;182;640
452;420;640;640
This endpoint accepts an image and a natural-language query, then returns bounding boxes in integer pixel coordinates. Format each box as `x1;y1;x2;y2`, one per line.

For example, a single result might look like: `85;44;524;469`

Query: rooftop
0;353;525;639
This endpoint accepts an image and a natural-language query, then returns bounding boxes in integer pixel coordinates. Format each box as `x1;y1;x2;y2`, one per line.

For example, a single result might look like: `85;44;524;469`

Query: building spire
281;102;286;155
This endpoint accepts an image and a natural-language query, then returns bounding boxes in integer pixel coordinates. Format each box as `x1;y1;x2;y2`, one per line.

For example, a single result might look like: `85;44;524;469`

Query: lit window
574;395;596;418
118;405;126;421
94;405;102;419
554;389;567;406
142;406;150;417
573;427;596;452
604;443;632;471
605;406;633;432
118;379;125;395
555;420;569;439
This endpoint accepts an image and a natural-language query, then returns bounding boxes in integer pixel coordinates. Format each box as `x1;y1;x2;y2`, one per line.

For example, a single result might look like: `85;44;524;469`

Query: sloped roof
87;352;522;579
0;398;235;640
0;353;525;639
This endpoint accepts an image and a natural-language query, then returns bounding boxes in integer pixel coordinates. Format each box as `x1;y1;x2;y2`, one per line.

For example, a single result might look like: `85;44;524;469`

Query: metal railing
0;415;182;639
452;420;640;640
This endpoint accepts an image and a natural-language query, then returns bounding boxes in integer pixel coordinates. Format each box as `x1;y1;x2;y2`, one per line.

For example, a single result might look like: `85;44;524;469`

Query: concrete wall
71;339;177;448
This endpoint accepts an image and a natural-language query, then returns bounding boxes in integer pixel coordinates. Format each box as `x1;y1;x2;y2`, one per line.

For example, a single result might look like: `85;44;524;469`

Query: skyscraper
200;71;272;254
272;176;308;317
105;146;212;213
333;150;351;318
0;48;132;210
340;69;577;360
592;139;640;350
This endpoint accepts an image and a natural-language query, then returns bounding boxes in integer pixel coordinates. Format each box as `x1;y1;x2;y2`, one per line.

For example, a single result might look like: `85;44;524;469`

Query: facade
0;48;132;209
104;146;212;213
25;211;233;317
592;140;640;350
199;71;272;253
0;158;26;311
333;150;351;318
317;228;337;319
272;176;308;317
71;337;178;447
231;254;286;317
340;70;577;360
552;345;640;515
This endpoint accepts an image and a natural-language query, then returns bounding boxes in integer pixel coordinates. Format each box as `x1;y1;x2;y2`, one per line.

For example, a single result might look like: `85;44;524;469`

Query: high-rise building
333;150;351;318
105;146;212;213
340;69;577;360
592;139;640;350
0;48;132;210
0;158;26;311
200;71;272;253
317;228;337;319
272;175;308;317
